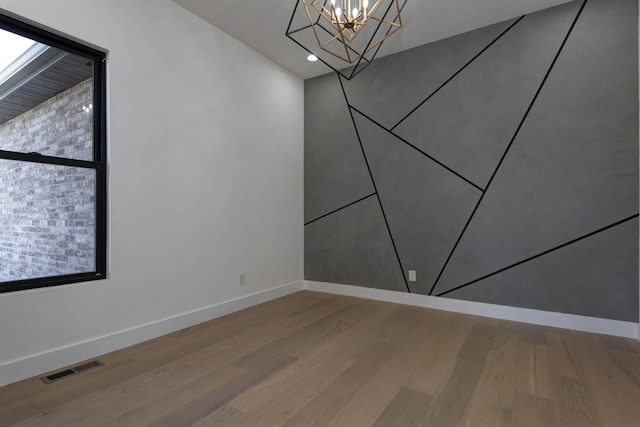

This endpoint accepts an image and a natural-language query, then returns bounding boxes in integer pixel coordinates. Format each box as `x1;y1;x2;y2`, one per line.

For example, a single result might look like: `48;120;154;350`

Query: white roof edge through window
0;42;50;87
0;28;35;69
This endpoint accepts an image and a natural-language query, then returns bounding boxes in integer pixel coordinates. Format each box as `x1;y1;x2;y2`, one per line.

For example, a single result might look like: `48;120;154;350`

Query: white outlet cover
408;270;416;282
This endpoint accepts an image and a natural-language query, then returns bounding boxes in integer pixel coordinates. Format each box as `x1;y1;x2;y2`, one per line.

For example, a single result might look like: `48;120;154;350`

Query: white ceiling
173;0;573;79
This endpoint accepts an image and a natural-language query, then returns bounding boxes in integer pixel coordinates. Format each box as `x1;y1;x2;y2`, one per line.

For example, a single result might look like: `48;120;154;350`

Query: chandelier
320;1;382;40
286;0;406;79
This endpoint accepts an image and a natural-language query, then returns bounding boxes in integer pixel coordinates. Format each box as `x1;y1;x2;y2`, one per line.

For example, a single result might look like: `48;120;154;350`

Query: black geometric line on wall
437;213;640;297
390;16;525;132
349;105;484;192
304;192;378;226
338;74;412;293
428;0;588;296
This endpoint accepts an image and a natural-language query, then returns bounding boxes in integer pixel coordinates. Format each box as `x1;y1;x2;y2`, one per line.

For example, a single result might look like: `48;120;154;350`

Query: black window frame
0;12;107;293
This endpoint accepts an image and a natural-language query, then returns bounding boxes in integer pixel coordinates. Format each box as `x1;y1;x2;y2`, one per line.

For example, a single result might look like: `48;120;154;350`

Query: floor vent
41;360;105;384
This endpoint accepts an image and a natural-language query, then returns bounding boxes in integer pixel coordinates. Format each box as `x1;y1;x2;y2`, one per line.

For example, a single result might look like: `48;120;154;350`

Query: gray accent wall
305;196;407;293
447;218;640;321
352;111;481;295
304;0;639;322
393;1;582;188
341;19;517;129
304;73;374;223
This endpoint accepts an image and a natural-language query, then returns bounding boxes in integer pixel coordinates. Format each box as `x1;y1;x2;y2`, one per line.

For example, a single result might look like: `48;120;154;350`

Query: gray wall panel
447;219;639;322
341;20;516;129
304;196;407;292
354;111;481;294
394;1;582;187
434;0;639;295
304;73;374;223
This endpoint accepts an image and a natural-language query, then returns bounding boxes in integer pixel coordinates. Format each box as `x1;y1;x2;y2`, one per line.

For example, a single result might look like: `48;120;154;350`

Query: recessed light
307;54;318;62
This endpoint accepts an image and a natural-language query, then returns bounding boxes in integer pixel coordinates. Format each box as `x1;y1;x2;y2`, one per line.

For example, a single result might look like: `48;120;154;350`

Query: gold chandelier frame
286;0;406;80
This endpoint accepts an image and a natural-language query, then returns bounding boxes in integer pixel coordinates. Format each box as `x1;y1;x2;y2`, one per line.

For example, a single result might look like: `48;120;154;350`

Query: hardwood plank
95;365;246;427
326;351;416;425
0;402;44;427
373;388;432;427
281;342;401;427
232;299;382;369
226;305;403;425
515;341;554;400
402;312;473;396
512;392;556;427
459;321;520;427
563;332;640;425
606;349;640;401
519;323;548;345
546;332;580;380
148;354;296;427
189;405;248;427
327;311;454;426
552;375;600;427
227;344;362;426
422;323;493;427
599;334;638;354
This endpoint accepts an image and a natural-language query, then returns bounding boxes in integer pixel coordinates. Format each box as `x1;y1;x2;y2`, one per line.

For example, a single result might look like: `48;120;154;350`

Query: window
0;13;106;292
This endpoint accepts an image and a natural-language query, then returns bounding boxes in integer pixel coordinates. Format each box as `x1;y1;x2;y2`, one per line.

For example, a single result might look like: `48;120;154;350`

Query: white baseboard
0;280;303;387
304;280;640;340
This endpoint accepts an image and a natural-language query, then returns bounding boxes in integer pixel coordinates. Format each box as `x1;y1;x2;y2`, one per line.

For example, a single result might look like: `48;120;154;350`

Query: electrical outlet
240;273;246;286
408;270;416;282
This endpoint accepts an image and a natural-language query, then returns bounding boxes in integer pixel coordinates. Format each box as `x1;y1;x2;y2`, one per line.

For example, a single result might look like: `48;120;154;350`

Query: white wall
0;0;304;384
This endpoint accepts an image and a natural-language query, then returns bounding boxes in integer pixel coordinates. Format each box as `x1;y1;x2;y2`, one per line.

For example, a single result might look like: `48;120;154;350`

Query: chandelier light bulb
352;8;359;17
335;7;342;17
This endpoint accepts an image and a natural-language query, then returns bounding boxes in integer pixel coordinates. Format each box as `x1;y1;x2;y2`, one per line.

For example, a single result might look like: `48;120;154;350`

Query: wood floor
1;291;639;426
